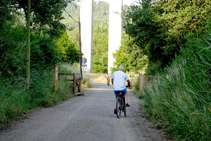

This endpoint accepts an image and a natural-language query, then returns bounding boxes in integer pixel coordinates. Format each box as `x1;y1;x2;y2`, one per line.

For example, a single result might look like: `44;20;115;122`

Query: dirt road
0;82;169;141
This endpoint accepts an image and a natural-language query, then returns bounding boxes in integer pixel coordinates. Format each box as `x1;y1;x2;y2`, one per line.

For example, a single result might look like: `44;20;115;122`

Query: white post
83;57;85;79
108;0;123;73
80;0;94;73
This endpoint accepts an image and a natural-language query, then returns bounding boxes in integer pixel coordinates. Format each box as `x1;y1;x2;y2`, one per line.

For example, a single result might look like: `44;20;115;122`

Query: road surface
0;82;169;141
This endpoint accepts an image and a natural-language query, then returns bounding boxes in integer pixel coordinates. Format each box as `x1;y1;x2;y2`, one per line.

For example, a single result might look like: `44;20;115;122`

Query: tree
111;32;148;73
0;0;81;78
54;30;79;63
123;0;211;73
123;3;167;69
92;25;108;73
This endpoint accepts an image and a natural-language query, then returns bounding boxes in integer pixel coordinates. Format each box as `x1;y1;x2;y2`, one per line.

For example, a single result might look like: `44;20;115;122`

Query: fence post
55;66;58;92
145;76;148;86
73;73;76;95
139;74;145;91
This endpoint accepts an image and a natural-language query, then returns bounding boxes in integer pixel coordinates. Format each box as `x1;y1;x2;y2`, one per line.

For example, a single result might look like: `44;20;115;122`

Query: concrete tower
108;0;123;73
80;0;94;73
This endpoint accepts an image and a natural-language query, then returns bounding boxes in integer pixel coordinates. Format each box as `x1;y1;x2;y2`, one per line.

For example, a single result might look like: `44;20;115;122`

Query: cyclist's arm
127;80;131;86
111;79;113;85
125;73;130;86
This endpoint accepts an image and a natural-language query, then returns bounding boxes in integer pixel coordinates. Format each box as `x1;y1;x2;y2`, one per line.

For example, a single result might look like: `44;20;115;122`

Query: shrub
0;64;77;127
142;31;211;140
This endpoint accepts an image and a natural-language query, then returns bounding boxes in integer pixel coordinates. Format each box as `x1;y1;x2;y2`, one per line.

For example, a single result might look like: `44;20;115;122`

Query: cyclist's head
118;65;124;71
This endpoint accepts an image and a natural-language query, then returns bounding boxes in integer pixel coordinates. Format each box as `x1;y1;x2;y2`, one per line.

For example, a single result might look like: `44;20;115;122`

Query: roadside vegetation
0;64;77;128
0;0;79;128
142;32;211;140
114;0;211;140
81;78;91;88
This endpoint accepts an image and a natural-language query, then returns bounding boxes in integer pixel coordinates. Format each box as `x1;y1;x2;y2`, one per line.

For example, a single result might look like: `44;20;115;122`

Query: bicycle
115;85;131;118
107;78;110;86
116;91;126;118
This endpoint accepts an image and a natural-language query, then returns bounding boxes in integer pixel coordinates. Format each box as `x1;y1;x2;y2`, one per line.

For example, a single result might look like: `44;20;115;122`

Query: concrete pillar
108;0;123;73
80;0;94;73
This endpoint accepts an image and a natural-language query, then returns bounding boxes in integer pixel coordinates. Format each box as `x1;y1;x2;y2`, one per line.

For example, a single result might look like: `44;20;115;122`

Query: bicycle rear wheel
123;97;126;117
116;98;121;118
124;106;126;117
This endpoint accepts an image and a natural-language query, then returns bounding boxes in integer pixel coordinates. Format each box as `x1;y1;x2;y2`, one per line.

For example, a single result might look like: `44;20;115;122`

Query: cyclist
105;73;110;86
111;65;130;114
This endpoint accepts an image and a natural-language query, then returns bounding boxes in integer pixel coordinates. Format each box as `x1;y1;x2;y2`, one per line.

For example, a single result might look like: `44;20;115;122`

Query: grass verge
0;64;78;129
141;33;211;140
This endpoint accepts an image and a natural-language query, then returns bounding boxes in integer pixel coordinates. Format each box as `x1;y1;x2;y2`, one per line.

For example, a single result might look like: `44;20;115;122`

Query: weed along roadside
0;64;80;130
137;33;211;140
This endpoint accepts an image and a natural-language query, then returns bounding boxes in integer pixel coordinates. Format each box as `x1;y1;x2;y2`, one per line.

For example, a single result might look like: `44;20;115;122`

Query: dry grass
84;73;140;87
84;73;108;83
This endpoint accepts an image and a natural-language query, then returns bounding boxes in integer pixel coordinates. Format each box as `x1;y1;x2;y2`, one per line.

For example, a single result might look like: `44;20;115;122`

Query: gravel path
0;82;169;141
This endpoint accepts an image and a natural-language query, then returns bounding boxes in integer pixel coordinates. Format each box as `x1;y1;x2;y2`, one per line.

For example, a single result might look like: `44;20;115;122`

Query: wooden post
78;16;82;79
55;66;58;92
139;74;145;91
73;73;76;95
145;76;148;86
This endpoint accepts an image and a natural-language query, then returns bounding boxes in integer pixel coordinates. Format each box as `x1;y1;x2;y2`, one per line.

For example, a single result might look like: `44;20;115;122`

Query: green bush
0;64;77;126
82;78;91;88
123;0;211;73
142;32;211;140
0;20;26;77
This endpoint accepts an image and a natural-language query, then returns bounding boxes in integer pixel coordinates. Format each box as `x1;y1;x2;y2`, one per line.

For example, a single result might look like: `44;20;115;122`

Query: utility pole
63;9;82;78
26;0;31;89
78;16;82;78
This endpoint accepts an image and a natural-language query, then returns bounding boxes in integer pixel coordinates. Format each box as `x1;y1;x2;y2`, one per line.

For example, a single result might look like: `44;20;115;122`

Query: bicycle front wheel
116;98;121;118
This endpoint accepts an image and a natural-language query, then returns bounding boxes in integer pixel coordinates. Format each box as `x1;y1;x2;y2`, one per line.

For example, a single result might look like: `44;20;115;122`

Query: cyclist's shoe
114;108;117;114
125;103;130;107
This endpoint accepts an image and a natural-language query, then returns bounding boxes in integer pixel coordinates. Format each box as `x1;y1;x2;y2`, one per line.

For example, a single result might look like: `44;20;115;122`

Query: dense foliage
111;32;148;73
0;0;79;77
0;0;80;125
92;25;108;73
122;0;211;74
142;30;211;140
0;64;78;127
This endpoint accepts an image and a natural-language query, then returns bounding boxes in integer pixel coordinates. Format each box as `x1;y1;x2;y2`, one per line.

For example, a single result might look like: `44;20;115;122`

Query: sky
94;0;138;6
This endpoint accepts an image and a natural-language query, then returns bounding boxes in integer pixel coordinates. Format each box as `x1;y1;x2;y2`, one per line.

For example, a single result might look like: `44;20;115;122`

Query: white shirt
105;74;110;78
111;71;129;90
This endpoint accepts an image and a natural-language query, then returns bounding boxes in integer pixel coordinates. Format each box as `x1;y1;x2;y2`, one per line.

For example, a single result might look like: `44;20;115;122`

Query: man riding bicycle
105;73;110;86
111;65;130;114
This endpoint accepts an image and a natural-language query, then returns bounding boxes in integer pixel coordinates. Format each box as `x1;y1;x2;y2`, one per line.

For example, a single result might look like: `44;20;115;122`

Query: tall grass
142;32;211;140
0;64;78;127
